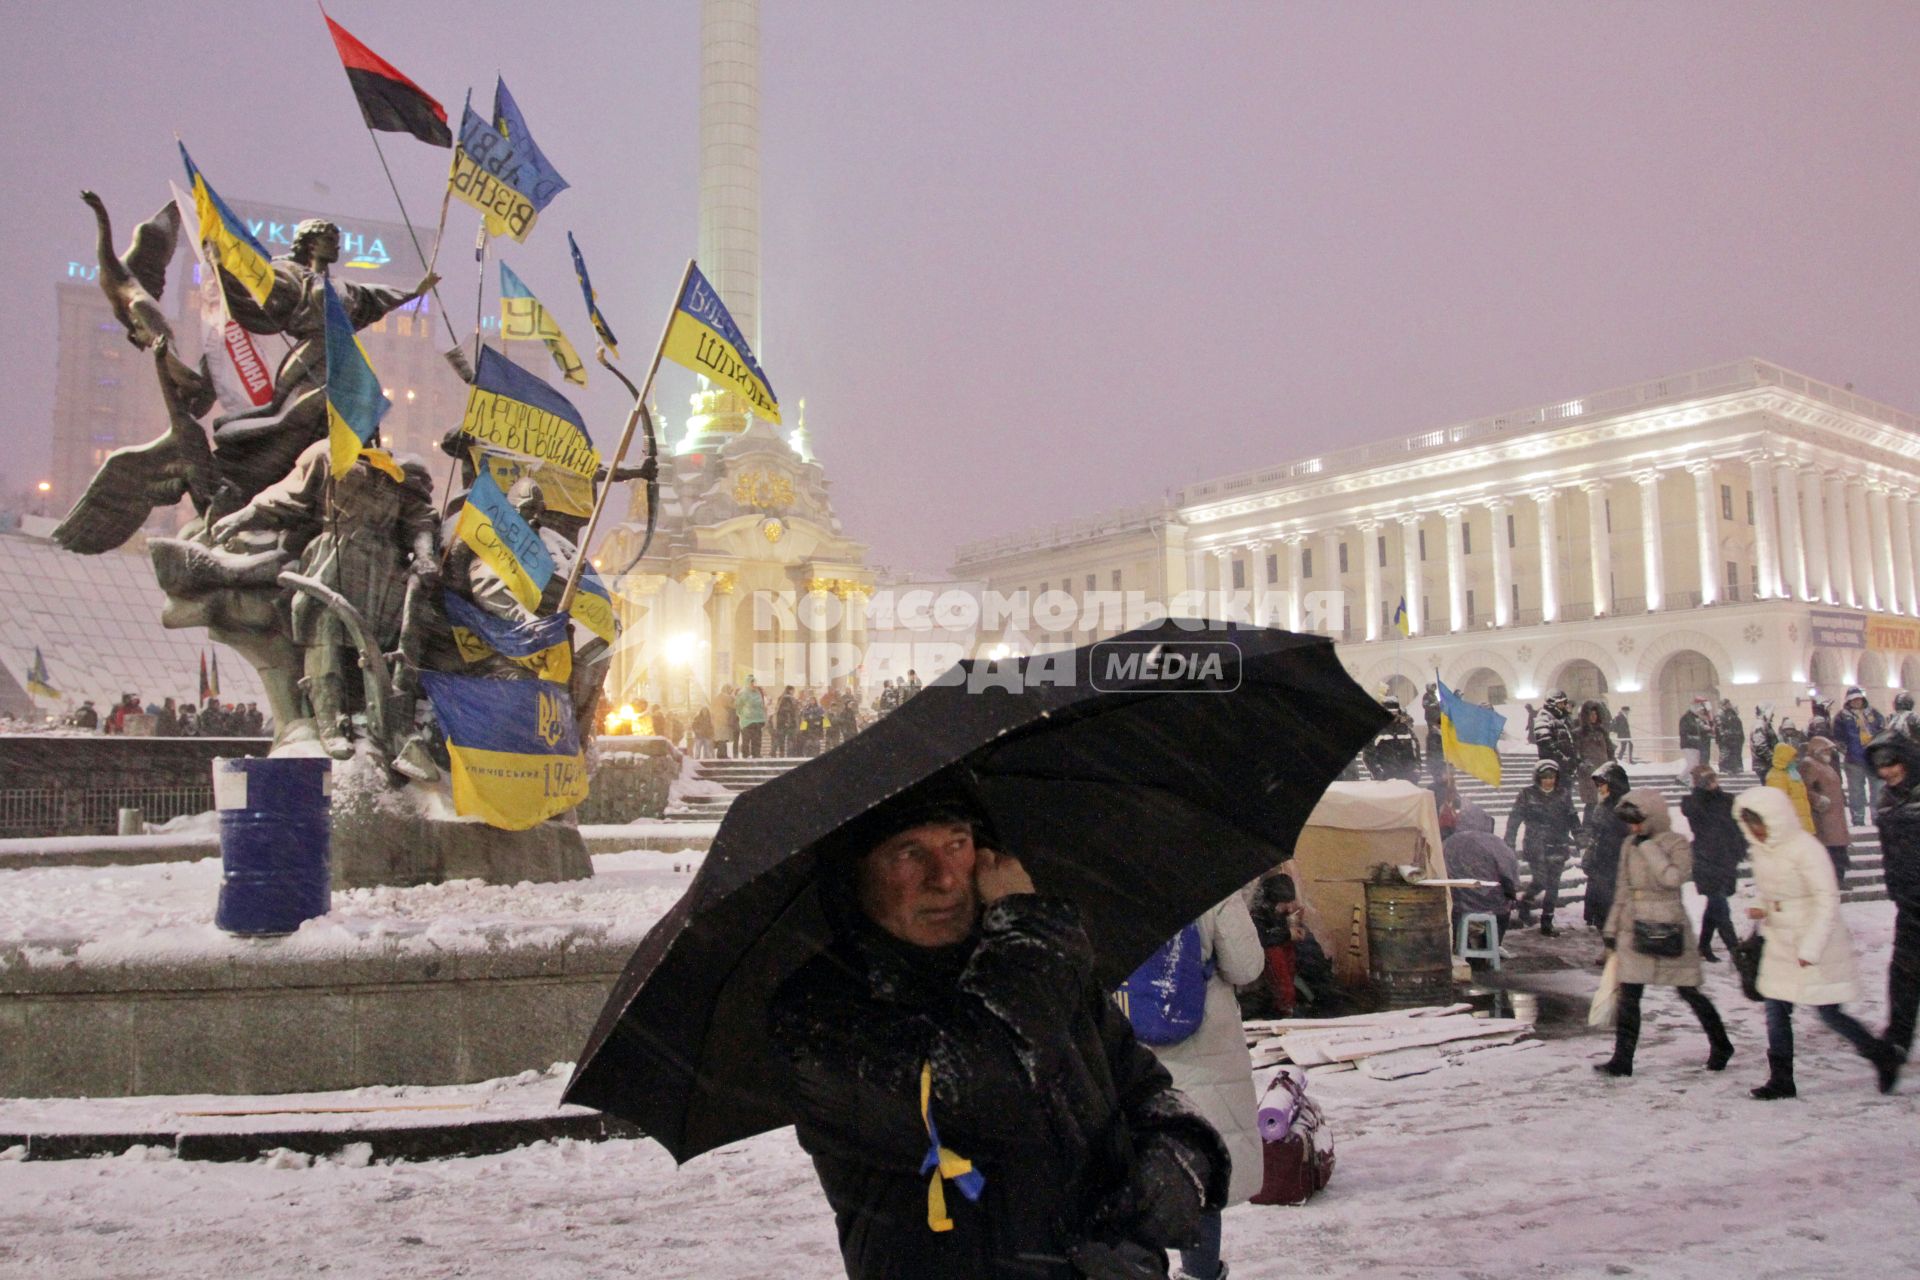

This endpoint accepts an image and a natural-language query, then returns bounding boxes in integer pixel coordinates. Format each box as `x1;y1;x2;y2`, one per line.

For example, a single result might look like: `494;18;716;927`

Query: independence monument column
686;0;762;442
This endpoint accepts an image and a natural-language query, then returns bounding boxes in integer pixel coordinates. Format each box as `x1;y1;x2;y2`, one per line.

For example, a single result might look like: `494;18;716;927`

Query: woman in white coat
1733;786;1901;1099
1148;894;1264;1280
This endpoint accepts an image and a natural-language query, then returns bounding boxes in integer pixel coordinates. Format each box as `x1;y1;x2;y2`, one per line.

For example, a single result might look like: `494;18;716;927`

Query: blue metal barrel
213;757;332;936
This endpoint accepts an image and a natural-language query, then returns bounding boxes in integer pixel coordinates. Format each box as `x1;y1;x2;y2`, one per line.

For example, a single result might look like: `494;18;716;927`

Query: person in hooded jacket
771;795;1229;1280
1749;706;1779;783
1800;737;1852;879
1763;742;1815;836
1572;700;1616;811
1805;699;1834;742
1581;763;1633;934
1716;700;1746;775
1867;730;1920;1081
1680;765;1745;962
1678;699;1713;770
1143;896;1264;1280
1887;691;1919;741
1362;698;1422;782
1836;687;1886;824
1594;790;1734;1077
1505;760;1579;936
1732;786;1900;1099
1445;801;1519;944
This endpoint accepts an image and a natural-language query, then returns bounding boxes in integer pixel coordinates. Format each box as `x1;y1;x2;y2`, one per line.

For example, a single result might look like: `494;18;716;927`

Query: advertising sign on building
1868;613;1920;655
1809;608;1867;649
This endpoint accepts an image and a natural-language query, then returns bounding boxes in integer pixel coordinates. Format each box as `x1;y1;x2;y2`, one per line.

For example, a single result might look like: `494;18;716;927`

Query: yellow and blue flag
419;672;588;830
26;648;59;700
449;102;540;242
573;566;619;644
567;232;619;357
322;277;395;478
491;78;568;211
499;262;585;386
919;1060;984;1232
456;467;555;612
1393;596;1411;637
1437;678;1506;787
178;143;275;305
443;592;572;683
472;447;594;520
461;346;600;480
663;262;779;423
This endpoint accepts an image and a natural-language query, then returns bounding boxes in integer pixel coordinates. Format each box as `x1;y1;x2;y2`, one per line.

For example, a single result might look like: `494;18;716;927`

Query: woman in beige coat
1800;736;1853;878
1595;789;1733;1077
1147;895;1264;1280
1732;786;1899;1099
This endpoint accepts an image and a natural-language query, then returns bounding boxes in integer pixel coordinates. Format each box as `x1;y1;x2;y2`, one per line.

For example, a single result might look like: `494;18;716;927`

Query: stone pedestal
327;754;592;890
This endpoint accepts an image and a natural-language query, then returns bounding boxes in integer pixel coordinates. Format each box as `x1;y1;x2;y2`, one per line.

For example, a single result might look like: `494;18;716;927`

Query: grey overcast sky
5;1;1919;573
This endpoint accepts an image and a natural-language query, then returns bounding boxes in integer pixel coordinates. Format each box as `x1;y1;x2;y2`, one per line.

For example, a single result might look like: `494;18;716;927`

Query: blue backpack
1115;923;1215;1045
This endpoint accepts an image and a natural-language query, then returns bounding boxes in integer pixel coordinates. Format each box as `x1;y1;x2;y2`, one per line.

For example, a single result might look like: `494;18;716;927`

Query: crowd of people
62;693;268;738
604;670;927;761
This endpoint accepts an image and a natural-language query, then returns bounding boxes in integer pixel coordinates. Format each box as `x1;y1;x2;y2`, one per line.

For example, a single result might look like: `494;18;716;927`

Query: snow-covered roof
0;528;265;716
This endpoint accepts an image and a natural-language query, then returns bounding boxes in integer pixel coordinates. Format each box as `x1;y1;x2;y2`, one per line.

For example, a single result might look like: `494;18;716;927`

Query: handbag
1731;928;1766;1002
1630;919;1685;958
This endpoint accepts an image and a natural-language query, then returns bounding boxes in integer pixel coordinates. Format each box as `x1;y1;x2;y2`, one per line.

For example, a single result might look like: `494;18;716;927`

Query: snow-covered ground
3;900;1916;1277
0;849;706;971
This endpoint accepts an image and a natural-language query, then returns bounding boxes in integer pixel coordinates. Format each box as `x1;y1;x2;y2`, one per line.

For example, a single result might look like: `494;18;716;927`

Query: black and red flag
323;11;451;148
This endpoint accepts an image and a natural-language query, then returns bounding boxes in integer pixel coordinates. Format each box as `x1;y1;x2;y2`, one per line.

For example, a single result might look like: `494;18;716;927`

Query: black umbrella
562;619;1387;1162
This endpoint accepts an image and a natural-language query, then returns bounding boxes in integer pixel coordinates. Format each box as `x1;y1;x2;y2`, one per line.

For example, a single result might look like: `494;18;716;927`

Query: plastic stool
1457;912;1501;969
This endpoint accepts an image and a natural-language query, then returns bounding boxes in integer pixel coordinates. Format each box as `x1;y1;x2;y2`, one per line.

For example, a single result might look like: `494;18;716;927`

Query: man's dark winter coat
771;894;1230;1280
1679;785;1746;897
1504;782;1577;861
1582;788;1630;928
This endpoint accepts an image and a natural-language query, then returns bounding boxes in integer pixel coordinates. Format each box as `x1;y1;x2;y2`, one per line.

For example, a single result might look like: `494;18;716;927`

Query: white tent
1287;780;1447;989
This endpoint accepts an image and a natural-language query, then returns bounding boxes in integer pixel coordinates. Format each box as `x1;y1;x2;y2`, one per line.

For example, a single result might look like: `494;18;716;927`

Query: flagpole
556;257;696;614
358;126;463;351
471;226;491;370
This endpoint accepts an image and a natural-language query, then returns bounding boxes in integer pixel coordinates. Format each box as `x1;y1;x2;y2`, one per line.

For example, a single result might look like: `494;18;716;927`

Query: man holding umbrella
770;788;1229;1279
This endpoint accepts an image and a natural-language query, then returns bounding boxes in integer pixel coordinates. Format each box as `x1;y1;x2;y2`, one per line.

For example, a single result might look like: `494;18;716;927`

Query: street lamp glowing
36;481;51;493
988;644;1011;660
665;632;699;667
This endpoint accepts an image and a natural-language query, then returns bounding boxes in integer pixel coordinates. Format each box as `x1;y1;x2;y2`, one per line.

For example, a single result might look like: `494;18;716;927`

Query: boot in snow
1750;1053;1797;1100
1539;914;1557;938
1694;997;1734;1071
1594;999;1639;1077
1699;941;1722;963
1870;1039;1902;1095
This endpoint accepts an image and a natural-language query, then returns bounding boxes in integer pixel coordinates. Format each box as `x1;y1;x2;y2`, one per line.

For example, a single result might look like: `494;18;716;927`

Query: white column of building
1774;464;1808;601
1442;507;1466;631
1358;520;1382;640
1186;547;1207;617
1888;498;1916;617
1284;535;1305;631
1847;479;1877;610
805;580;829;687
1246;539;1269;625
1825;473;1856;607
1320;529;1343;635
1687;463;1720;606
1487;500;1513;626
1869;486;1897;615
1636;470;1665;612
1800;464;1832;604
1532;489;1561;623
1398;514;1424;635
1907;494;1920;617
1583;480;1613;616
1748;455;1780;600
1212;547;1234;621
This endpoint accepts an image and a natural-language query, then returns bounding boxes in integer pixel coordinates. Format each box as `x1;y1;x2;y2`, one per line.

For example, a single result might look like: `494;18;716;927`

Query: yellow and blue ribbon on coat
919;1060;985;1232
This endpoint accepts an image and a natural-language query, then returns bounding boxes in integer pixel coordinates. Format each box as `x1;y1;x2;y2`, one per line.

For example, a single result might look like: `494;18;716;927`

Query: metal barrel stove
213;756;333;936
1365;881;1454;1007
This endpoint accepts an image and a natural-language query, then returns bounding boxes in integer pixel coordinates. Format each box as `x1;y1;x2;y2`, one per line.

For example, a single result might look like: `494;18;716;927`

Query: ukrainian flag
442;592;572;683
663;262;779;424
322;278;395;478
26;648;59;700
1437;678;1506;787
567;232;619;357
179;143;275;305
419;673;588;830
1393;596;1411;637
456;468;555;611
461;346;600;480
472;448;594;519
499;262;585;386
573;566;619;644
